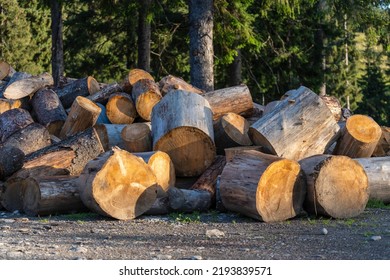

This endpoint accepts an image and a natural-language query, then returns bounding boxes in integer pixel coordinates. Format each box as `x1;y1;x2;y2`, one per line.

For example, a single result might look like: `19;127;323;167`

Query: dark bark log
0;108;34;143
0;146;25;180
87;82;123;104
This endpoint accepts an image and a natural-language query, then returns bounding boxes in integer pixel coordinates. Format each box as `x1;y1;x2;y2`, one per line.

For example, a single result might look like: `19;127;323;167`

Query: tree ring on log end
136;91;162;121
221;113;252;146
346;114;382;144
87;76;100;95
248;127;277;155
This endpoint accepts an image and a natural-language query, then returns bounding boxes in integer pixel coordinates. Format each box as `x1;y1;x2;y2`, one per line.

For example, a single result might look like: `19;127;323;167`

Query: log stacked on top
0;61;388;222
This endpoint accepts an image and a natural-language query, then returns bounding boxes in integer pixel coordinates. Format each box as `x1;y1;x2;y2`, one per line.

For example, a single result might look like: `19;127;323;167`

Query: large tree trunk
121;122;152;152
77;148;158;220
158;75;204;96
249;86;340;161
151;90;216;177
50;0;64;88
219;150;305;222
189;0;214;91
137;0;151;72
0;108;34;143
355;157;390;204
299;155;369;218
106;92;137;124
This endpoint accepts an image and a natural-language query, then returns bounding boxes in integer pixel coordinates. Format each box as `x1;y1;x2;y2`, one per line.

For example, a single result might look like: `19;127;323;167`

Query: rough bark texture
203;85;253;121
224;146;264;162
31;88;67;136
249;86;340;161
219;150;306;222
106;92;137;124
131;79;162;121
137;0;151;72
50;0;64;88
320;95;342;122
77;148;158;220
189;0;214;91
121;122;152;152
299;155;369;218
0;108;34;143
94;124;126;151
0;146;25;180
333;114;382;158
372;126;390;157
263;101;281;116
121;69;154;93
355;157;390;204
158;75;204;96
152;90;216;177
3;72;53;100
87;82;123;104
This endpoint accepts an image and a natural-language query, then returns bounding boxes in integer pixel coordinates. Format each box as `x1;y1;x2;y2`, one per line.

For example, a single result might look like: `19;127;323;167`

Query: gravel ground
0;208;389;260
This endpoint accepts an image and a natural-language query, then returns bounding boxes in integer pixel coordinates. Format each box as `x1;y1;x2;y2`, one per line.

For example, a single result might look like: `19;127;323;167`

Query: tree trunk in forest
189;0;214;91
228;49;242;86
137;0;151;72
50;0;64;88
316;0;328;96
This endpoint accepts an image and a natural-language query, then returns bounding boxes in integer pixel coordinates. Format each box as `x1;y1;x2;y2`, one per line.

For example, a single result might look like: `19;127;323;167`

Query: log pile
0;61;388;222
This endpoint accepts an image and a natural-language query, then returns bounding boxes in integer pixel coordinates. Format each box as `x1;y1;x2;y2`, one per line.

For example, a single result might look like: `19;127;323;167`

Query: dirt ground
0;207;389;260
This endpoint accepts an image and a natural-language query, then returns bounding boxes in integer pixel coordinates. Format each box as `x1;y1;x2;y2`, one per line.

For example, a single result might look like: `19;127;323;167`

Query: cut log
219;150;305;222
249;86;340;161
158;75;204;96
94;124;126;151
214;112;252;155
372;126;390;157
333;114;382;158
299;155;369;218
96;103;111;124
121;122;152;152
3;72;53;100
134;151;176;197
11;127;104;179
106;92;137;124
224;146;264;162
251;102;265;118
2;123;51;156
30;88;68;136
131;79;162;121
0;61;15;81
87;82;123;104
21;176;88;216
56;76;100;109
152;90;216;177
59;96;101;139
190;155;226;199
0;98;22;114
263;101;281;116
203;84;254;121
121;68;154;93
0;108;34;143
320;95;342;122
0;146;25;180
77;147;158;220
1;177;28;212
0;72;31;97
355;157;390;204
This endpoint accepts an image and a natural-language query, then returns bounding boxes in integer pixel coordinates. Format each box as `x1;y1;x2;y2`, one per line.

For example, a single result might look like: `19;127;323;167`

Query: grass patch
366;199;390;209
169;211;201;223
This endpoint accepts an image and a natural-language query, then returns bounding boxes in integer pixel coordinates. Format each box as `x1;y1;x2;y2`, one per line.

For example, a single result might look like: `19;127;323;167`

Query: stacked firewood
0;60;389;222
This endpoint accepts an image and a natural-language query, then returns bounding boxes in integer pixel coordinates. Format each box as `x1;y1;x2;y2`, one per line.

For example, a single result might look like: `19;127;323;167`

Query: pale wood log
2;123;51;156
249;86;340;161
299;155;369;218
0;146;25;180
0;98;22;114
372;126;390;157
56;76;100;108
22;176;88;216
320;95;342;122
30;88;67;136
158;75;204;96
132;79;162;121
121;122;152;152
106;92;137;124
0;108;34;143
224;146;264;162
3;72;53;99
333;114;382;158
214;112;252;155
0;72;31;97
87;82;123;104
59;96;101;139
77;147;158;220
263;101;281;116
355;157;390;204
121;68;154;93
220;150;305;222
94;124;126;151
203;85;254;121
0;61;15;81
152;90;216;177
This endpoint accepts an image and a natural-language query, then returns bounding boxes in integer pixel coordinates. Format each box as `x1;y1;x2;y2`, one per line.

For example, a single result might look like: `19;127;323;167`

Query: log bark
333;114;382;158
87;82;123;104
56;76;100;109
158;75;204;96
77;148;158;220
2;123;51;156
0;61;15;81
3;72;53;100
219;150;305;222
263;101;281;116
0;108;34;143
224;146;264;162
131;79;162;121
121;122;152;152
106;92;137;124
0;98;22;114
249;86;340;161
0;146;25;180
0;72;31;97
94;124;126;151
372;126;390;157
320;95;342;122
59;96;101;139
203;85;253;121
30;88;67;136
299;155;369;218
355;157;390;204
121;68;154;93
152;90;216;177
214;112;252;155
